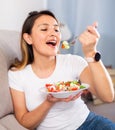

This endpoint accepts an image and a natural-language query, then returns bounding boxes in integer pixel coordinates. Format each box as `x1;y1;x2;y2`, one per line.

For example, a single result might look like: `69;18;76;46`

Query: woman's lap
77;112;115;130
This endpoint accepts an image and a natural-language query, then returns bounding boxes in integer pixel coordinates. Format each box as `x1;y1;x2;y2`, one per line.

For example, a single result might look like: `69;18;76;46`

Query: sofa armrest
0;124;7;130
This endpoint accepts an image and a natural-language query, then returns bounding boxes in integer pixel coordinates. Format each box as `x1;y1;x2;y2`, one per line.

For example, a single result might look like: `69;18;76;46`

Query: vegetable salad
45;80;86;92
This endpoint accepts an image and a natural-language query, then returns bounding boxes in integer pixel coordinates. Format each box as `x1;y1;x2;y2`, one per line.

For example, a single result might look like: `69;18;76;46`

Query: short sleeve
8;70;24;92
71;55;88;77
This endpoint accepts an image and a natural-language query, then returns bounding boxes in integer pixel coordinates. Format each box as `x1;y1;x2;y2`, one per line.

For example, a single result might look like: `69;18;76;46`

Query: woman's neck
31;56;56;78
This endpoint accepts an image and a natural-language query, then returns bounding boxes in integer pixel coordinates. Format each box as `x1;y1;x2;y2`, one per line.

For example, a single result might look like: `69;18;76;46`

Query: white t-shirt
8;54;90;130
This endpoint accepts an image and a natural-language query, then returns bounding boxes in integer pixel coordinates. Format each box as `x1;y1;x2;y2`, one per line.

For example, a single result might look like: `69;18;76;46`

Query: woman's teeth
46;41;56;46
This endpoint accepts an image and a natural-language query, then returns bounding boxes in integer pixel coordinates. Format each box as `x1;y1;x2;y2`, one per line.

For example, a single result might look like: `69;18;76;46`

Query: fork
69;35;79;46
61;35;79;49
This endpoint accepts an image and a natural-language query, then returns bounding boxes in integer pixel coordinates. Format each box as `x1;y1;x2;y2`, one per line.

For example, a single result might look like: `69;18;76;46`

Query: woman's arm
10;88;54;130
79;22;114;102
80;63;114;102
10;87;81;130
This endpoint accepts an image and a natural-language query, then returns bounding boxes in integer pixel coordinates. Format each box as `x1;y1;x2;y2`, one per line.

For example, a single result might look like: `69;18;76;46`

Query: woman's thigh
77;112;115;130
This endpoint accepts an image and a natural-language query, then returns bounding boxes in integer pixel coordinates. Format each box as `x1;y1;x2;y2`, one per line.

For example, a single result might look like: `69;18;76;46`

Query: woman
8;10;115;130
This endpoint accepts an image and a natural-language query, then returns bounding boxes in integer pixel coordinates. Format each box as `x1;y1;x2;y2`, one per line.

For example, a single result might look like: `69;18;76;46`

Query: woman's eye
41;29;47;31
55;29;60;32
40;28;60;32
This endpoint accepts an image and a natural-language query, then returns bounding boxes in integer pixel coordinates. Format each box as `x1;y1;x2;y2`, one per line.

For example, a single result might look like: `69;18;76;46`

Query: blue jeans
77;112;115;130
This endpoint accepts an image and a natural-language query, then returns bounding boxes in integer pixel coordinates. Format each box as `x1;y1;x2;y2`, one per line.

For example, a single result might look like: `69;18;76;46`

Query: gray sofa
0;30;115;130
0;30;28;130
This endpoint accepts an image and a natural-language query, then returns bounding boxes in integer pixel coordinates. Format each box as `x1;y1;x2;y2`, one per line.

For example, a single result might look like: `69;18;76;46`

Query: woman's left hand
47;92;82;103
79;22;100;57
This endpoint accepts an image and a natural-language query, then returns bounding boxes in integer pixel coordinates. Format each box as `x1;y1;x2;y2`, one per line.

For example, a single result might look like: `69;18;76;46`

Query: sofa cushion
0;30;21;118
0;114;28;130
0;30;21;67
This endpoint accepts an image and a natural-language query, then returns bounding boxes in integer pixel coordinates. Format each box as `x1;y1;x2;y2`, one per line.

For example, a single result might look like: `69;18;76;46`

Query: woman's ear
23;33;32;45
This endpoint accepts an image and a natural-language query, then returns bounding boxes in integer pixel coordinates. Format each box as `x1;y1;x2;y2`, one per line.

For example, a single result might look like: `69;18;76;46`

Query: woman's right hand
78;22;100;58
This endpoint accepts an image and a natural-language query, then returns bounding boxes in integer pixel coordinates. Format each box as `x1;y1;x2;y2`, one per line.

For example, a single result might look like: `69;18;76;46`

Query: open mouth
46;41;56;46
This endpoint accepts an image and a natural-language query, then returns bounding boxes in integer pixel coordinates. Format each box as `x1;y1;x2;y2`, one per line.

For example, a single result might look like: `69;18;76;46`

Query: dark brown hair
12;10;58;70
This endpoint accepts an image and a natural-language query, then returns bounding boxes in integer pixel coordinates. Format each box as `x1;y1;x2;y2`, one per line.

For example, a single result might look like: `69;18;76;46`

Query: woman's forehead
35;15;59;26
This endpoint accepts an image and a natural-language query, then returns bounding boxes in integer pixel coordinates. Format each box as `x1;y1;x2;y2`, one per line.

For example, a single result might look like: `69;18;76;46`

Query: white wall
0;0;47;31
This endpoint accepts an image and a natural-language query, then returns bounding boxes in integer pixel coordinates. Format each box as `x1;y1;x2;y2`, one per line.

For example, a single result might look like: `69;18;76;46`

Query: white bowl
40;83;89;98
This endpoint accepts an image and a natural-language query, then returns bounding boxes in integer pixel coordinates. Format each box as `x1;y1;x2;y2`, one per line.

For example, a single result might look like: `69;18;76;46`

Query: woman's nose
49;30;57;37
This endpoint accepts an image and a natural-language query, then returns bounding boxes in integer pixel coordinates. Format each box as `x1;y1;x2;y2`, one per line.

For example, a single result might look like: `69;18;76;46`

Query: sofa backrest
0;30;21;118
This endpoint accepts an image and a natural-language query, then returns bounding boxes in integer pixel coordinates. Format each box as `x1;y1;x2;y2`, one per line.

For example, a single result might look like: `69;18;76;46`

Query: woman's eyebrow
38;23;59;27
